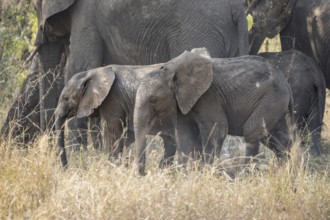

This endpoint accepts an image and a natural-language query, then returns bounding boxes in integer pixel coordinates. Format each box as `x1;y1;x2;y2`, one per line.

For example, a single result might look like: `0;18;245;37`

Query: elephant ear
168;51;213;114
41;0;76;24
77;67;116;118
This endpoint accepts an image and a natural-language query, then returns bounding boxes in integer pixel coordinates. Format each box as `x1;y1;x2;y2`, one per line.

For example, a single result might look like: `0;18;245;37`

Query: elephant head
34;0;75;46
246;0;297;54
133;51;214;175
54;67;115;167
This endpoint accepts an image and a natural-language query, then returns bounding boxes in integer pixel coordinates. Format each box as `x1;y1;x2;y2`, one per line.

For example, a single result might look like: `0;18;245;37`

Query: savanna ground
1;3;330;219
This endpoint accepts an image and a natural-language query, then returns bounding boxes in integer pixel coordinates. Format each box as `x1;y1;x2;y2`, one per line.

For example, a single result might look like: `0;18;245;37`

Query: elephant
33;0;249;149
133;51;294;175
54;63;177;168
247;0;330;88
1;55;41;144
258;50;326;156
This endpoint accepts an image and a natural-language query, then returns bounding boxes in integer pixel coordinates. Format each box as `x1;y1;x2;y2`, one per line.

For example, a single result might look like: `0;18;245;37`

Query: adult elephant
247;0;330;88
34;0;249;148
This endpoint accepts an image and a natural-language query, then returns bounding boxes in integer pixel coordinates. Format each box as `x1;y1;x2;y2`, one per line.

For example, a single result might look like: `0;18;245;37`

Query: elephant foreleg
200;122;226;164
89;110;102;150
159;135;176;169
67;117;88;152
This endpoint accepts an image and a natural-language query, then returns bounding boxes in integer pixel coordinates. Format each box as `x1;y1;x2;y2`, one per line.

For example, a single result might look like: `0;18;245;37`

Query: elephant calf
259;50;326;156
54;64;177;168
133;51;295;174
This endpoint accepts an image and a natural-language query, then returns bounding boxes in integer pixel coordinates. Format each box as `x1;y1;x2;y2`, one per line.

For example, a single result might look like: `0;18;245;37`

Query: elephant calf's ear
77;68;116;118
172;52;214;114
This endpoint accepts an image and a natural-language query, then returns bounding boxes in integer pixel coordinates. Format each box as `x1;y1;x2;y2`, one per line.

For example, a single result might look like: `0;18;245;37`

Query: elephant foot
158;156;175;169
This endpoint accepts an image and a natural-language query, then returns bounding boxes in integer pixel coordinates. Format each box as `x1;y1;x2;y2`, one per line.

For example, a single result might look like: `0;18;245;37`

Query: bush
0;1;37;119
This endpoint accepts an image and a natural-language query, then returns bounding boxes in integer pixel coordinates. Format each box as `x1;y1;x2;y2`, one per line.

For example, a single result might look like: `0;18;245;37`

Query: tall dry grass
0;133;329;220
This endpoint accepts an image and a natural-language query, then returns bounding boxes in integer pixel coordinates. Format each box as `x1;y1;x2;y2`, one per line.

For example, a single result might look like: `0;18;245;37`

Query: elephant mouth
66;108;77;119
56;107;76;119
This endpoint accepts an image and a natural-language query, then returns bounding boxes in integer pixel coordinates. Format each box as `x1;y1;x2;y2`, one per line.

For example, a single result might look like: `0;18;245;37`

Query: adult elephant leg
1;58;40;144
38;41;65;132
65;30;103;151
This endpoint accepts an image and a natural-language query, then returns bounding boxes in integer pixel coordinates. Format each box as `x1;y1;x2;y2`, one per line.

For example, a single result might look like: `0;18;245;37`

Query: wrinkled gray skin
134;51;294;175
247;0;330;88
54;64;176;168
1;55;41;144
34;0;249;149
259;50;326;156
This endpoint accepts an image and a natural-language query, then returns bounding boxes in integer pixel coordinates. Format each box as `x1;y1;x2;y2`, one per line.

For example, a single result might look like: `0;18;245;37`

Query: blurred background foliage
0;0;37;118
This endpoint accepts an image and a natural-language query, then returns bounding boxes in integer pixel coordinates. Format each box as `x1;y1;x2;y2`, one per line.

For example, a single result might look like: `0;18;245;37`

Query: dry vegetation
0;133;329;219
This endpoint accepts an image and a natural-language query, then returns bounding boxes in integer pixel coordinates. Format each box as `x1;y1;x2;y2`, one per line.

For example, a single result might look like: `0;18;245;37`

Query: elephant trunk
55;116;68;168
248;27;266;55
38;41;66;132
133;104;153;176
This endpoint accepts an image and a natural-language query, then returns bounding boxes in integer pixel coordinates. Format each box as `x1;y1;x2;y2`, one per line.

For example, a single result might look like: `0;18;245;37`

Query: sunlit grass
0;132;329;219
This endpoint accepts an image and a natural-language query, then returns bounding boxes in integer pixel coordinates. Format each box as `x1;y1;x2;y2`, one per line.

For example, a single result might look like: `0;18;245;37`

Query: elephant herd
2;0;330;174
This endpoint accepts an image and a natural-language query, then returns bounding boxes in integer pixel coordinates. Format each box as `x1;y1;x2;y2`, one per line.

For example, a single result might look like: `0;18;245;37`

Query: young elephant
259;50;326;156
54;64;177;168
134;51;294;174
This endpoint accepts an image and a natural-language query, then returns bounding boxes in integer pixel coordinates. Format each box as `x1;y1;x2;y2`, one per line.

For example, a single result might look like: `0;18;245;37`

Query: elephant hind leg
307;111;323;156
267;117;292;159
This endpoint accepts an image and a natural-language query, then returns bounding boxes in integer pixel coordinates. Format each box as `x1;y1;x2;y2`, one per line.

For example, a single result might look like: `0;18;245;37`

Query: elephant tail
314;81;326;126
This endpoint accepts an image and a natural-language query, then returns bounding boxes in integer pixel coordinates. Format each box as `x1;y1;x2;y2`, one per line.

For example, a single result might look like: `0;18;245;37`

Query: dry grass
0;133;329;220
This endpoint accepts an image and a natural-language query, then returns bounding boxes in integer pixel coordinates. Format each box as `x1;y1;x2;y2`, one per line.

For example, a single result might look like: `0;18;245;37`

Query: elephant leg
245;142;261;164
1;68;40;144
199;122;227;164
243;113;268;164
307;112;323;156
176;115;201;165
38;41;65;132
65;28;104;149
113;130;135;160
159;135;176;169
89;110;102;150
67;117;88;152
267;117;292;159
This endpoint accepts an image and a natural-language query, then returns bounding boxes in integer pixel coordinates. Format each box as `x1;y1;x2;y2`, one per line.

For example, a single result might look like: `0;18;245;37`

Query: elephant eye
150;96;157;104
64;95;69;101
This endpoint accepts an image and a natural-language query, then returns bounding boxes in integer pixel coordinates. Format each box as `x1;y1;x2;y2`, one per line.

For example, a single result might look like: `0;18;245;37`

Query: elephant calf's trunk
55;116;68;168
